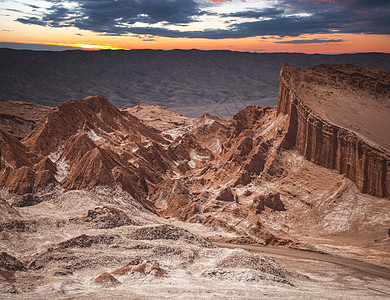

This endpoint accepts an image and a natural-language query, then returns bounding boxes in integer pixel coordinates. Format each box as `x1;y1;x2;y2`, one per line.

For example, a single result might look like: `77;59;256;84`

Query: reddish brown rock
23;95;167;156
123;103;196;132
33;170;56;189
150;264;166;277
216;187;235;202
0;130;32;170
111;259;143;276
278;64;390;198
34;157;56;174
60;132;97;163
130;262;166;278
0;132;57;196
63;148;116;190
93;272;120;286
251;197;265;214
112;166;146;201
131;262;147;275
0;166;35;195
23;96;121;155
263;193;285;211
0;99;53;139
111;266;132;276
231;105;271;137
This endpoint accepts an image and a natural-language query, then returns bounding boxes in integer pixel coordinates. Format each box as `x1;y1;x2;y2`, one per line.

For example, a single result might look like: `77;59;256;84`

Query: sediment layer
278;64;389;198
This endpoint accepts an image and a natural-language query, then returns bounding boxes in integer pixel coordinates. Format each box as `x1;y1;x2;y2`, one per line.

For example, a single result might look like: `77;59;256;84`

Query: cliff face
278;64;390;198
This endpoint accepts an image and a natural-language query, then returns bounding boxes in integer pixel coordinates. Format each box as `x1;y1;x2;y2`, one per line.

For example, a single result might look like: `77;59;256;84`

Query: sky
0;0;389;53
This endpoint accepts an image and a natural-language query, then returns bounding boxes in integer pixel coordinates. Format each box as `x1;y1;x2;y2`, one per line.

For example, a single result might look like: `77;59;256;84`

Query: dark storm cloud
14;0;390;38
17;16;47;26
221;8;285;19
97;15;338;39
16;5;73;28
281;0;390;12
17;0;202;30
42;5;73;27
276;38;343;44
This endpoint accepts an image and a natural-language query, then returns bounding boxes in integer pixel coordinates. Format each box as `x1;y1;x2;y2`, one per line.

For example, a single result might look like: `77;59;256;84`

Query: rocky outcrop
0;130;57;196
252;193;285;213
0;166;35;195
23;95;167;156
278;64;390;198
123;103;196;132
216;187;235;202
93;272;120;287
0;99;53;139
70;205;140;229
0;252;26;271
0;96;177;207
148;104;292;245
0;130;32;170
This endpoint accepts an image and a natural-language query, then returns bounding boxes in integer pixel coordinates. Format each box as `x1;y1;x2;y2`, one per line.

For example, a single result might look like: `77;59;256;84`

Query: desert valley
0;50;390;299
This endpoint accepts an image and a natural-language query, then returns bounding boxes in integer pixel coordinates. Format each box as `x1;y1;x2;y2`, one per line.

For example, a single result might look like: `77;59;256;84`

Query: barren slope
2;188;388;299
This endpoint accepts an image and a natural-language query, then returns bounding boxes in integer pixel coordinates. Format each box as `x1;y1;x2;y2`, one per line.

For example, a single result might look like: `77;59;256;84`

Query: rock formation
278;64;390;198
122;103;196;132
1;63;388;244
0;130;57;197
1;63;390;298
0;99;53;139
1;96;181;204
93;272;120;287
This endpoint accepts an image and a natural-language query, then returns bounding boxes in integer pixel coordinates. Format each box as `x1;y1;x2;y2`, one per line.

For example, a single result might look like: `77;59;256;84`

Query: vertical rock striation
278;64;390;198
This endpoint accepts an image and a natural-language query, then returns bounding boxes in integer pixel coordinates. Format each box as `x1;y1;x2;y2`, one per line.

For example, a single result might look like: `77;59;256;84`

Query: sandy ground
1;186;389;299
215;242;390;280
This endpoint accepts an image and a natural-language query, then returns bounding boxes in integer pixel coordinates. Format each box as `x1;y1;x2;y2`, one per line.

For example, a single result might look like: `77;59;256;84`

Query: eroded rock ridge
278;64;390;198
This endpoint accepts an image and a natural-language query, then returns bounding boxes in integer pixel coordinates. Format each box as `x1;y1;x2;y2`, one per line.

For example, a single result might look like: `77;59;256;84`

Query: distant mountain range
1;49;389;118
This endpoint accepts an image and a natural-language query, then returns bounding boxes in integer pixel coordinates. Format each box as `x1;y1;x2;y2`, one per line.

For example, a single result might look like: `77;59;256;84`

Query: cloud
25;4;41;9
137;34;157;41
222;8;285;18
85;15;334;39
6;8;25;13
14;0;390;39
276;38;343;44
17;16;47;26
16;0;202;28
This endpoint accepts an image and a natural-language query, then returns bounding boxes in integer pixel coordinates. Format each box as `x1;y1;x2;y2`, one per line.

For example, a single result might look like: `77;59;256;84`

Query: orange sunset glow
1;0;389;52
